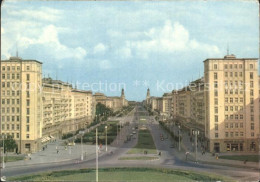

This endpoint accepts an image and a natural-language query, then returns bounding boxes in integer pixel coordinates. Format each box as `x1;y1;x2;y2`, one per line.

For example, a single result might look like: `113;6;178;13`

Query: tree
0;135;18;153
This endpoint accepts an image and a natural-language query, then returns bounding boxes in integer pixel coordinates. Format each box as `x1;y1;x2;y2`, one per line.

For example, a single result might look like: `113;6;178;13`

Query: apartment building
204;54;259;152
94;89;128;111
1;57;43;153
42;78;94;139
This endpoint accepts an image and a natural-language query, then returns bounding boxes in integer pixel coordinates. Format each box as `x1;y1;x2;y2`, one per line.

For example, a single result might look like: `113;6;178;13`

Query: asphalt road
3;105;260;181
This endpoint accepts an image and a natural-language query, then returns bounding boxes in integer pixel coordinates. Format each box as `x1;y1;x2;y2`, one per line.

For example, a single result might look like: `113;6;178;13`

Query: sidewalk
3;140;106;168
163;122;260;170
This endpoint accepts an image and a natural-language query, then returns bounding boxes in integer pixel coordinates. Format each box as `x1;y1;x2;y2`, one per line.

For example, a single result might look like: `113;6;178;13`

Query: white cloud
93;43;107;54
124;20;220;58
7;7;62;22
99;60;111;70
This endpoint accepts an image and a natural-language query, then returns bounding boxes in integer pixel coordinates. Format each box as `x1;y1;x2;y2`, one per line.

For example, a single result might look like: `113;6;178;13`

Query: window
17;90;20;96
250;64;253;69
235;72;237;77
230;64;233;69
1;108;5;113
16;124;19;130
2;66;5;71
250;90;254;96
214;72;218;79
250;98;254;104
214;98;218;105
230;72;233;77
235;132;239;137
17;99;20;104
12;99;15;104
214;91;218;97
16;133;19;139
240;98;243;103
26;74;30;81
17;116;19;122
225;132;228;137
2;74;5;79
234;64;237;69
251;132;254;137
239;64;242;69
230;106;233;111
7;99;10;104
251;115;254;121
17;107;19;113
214;81;218;88
235;115;238;120
225;115;228;120
26;116;30;123
250;81;254;88
214;64;218;69
7;66;10;71
251;123;254;130
230;132;233;137
250;106;254;113
225;123;228;128
240;123;243;128
2;82;5;88
2;116;4;122
230;115;233;119
225;72;228;77
215;124;218;131
235;106;238;111
26;91;30;98
215;115;218;122
215;133;218;138
250;72;253;79
27;108;30;115
7;124;9;130
7;74;10;79
2;99;5;104
215;107;218;113
12;124;14;130
230;98;233;103
26;125;30;132
239;72;242;77
12;73;15;79
230;123;233;128
225;106;228;111
240;132;243;137
235;123;238;128
12;116;15;122
225;98;228;103
224;64;228;69
235;98;238;103
26;66;30;70
27;100;30;106
17;74;20;79
1;124;4;130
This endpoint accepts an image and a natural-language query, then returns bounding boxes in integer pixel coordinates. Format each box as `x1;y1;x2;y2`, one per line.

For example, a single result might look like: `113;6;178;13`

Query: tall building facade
1;57;43;153
204;54;259;152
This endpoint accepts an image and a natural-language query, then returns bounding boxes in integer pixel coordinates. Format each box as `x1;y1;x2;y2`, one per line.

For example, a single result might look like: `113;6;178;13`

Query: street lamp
79;131;85;161
192;130;199;162
178;125;181;151
105;126;108;152
1;134;5;169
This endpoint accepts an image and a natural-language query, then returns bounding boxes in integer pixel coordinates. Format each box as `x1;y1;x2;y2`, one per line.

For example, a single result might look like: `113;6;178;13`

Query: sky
1;0;259;101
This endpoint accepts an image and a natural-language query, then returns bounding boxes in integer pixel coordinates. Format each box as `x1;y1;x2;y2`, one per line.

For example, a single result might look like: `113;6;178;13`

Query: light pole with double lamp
178;125;181;151
105;126;108;152
79;131;85;161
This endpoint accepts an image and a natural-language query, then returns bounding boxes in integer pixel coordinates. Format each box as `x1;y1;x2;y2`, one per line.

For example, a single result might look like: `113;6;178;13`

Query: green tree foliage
0;135;18;153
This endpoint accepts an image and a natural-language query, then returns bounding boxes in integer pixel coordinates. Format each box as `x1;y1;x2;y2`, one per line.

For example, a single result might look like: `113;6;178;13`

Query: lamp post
193;130;199;162
105;126;107;152
96;128;98;182
2;134;5;169
178;125;181;151
79;131;85;161
116;123;118;145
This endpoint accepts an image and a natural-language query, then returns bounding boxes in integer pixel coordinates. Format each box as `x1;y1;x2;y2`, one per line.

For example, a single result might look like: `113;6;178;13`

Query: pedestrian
57;150;59;154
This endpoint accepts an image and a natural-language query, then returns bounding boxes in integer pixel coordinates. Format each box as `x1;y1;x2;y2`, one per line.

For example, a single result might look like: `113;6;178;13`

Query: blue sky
1;0;259;101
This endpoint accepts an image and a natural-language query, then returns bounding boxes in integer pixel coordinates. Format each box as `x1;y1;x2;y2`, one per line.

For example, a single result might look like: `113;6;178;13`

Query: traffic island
9;167;231;182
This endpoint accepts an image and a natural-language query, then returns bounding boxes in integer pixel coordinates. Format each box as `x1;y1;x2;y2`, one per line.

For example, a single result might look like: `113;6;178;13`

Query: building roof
204;54;258;62
1;57;43;64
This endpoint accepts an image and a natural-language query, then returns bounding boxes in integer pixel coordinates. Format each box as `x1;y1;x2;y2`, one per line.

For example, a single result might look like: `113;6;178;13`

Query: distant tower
121;88;125;98
146;88;150;99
